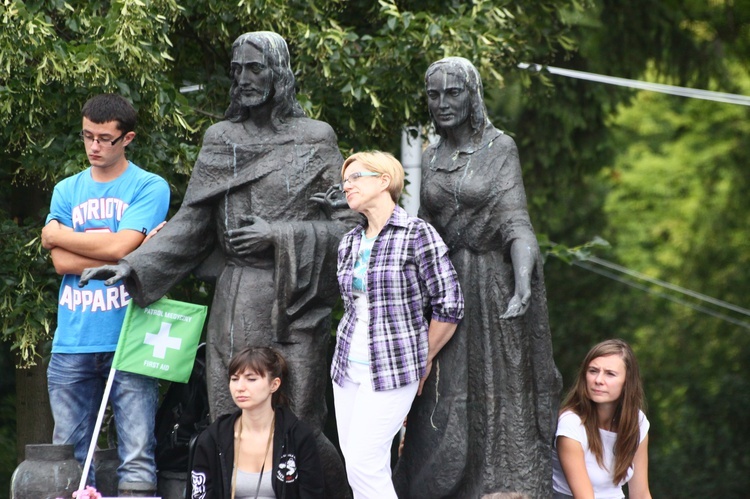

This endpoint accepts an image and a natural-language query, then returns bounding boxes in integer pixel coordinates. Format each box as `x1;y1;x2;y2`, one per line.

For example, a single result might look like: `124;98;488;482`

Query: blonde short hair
341;151;404;203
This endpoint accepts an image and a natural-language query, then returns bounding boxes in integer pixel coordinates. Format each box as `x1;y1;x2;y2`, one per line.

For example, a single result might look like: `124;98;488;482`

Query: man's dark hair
81;94;138;133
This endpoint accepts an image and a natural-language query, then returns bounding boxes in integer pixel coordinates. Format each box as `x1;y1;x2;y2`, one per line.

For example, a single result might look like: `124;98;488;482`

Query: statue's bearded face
231;43;274;109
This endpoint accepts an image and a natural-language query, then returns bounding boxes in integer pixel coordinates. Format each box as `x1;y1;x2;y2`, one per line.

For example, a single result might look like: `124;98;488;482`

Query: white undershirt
348;231;376;365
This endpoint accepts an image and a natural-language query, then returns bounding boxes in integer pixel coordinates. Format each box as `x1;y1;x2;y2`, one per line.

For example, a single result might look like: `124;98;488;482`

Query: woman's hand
418;360;433;396
627;435;652;499
418;320;458;395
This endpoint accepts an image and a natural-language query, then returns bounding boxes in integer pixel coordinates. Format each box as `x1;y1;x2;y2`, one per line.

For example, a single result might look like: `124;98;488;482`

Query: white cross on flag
112;297;208;383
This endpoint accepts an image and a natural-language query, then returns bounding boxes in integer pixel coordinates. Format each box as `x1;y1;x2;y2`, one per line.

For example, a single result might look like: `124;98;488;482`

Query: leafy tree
599;66;750;496
500;1;750;496
0;0;585;487
1;0;585;362
5;0;747;495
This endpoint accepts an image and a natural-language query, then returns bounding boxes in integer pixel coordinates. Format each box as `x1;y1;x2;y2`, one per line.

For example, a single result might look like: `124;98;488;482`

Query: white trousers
333;361;419;499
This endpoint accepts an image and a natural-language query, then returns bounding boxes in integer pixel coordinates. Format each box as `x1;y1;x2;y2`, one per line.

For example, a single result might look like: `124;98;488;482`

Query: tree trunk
15;361;53;463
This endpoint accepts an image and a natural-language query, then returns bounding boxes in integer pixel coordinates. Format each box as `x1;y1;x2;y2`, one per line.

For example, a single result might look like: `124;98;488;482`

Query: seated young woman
551;339;652;499
190;346;324;499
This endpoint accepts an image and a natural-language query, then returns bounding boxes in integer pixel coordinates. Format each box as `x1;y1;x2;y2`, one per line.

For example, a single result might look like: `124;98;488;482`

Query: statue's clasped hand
227;215;274;255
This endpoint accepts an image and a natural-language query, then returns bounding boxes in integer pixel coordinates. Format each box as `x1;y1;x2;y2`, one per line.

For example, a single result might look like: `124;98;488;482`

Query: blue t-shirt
46;161;170;353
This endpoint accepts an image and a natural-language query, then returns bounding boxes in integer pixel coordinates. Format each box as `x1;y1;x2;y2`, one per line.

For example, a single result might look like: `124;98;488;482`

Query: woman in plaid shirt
330;151;464;499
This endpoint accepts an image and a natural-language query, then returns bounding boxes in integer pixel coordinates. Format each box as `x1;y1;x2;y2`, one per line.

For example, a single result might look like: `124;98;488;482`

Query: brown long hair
560;339;646;485
227;346;290;408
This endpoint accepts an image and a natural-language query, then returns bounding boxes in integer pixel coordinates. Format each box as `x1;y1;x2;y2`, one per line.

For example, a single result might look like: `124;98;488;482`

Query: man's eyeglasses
79;131;127;147
342;171;381;185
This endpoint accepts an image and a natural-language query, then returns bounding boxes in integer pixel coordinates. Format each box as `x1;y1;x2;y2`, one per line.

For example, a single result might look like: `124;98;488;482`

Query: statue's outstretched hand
227;215;274;256
500;291;532;319
310;184;347;218
79;263;132;287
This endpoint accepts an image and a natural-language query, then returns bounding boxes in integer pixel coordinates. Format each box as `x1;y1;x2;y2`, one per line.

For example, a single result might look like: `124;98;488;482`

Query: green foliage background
2;0;750;496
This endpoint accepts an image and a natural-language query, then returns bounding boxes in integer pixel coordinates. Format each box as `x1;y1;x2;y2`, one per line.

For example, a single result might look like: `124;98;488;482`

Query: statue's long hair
224;31;306;127
424;57;490;140
560;339;646;485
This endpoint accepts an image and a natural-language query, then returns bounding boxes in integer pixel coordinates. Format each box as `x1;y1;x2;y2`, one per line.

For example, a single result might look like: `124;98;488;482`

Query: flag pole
78;367;117;492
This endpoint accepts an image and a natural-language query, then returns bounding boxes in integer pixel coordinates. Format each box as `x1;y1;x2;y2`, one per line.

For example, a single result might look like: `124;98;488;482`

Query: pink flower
71;486;103;499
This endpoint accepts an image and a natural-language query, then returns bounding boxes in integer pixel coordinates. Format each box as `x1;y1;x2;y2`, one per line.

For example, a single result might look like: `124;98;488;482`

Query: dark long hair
560;339;646;485
227;346;290;408
424;57;490;140
224;31;305;127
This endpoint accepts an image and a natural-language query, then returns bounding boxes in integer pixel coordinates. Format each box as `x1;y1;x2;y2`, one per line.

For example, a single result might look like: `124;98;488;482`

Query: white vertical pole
401;126;423;216
78;367;117;492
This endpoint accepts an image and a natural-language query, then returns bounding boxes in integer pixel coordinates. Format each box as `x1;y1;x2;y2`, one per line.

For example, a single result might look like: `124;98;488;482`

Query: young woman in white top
551;339;652;499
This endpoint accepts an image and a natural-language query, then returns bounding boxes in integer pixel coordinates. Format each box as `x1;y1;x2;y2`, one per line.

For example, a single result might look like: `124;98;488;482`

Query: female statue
393;57;562;499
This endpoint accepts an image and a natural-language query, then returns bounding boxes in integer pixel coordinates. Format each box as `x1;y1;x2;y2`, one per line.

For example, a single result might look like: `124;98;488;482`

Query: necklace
231;411;276;499
602;414;617;432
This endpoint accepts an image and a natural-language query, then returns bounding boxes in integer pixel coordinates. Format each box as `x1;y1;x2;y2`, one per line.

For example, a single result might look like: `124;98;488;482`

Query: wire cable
518;63;750;107
585;256;750;318
575;260;750;329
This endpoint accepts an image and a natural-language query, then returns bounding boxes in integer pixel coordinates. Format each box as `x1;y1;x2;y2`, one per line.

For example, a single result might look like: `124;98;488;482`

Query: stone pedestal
11;444;82;499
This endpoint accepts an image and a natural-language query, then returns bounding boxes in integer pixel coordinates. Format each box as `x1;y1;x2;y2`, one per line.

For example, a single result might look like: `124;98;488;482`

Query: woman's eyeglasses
342;171;381;185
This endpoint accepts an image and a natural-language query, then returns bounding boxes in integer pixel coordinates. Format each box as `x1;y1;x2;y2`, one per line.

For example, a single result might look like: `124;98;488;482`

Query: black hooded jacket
190;406;324;499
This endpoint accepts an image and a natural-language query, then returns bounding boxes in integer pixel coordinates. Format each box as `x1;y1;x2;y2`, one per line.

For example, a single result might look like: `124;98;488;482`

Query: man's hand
41;220;73;250
79;263;132;287
143;221;167;244
227;215;274;255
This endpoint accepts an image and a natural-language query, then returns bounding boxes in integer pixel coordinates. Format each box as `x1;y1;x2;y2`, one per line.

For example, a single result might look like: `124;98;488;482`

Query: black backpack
154;342;210;473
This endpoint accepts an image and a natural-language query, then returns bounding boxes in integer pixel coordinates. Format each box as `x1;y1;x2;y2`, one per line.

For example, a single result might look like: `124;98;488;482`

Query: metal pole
78;367;117;492
400;126;423;216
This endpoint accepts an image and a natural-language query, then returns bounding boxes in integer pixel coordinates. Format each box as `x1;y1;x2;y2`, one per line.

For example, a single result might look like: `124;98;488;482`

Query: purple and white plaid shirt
331;206;464;391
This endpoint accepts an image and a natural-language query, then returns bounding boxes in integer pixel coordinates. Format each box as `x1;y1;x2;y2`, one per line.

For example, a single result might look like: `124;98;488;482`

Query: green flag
113;298;208;383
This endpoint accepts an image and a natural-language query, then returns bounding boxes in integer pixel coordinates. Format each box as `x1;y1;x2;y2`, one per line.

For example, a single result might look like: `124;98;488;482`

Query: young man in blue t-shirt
41;93;170;496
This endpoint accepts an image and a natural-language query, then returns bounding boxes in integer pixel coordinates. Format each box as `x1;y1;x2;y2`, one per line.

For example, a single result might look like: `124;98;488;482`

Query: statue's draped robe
394;126;562;499
121;118;351;496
